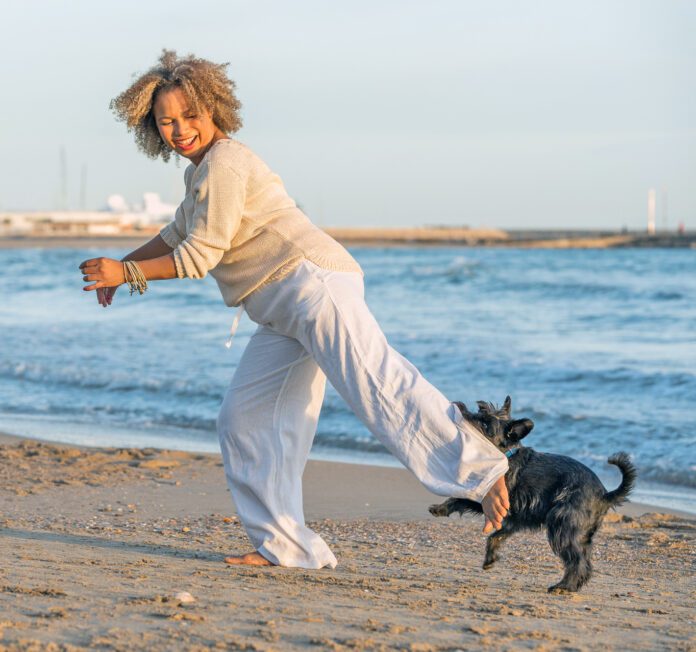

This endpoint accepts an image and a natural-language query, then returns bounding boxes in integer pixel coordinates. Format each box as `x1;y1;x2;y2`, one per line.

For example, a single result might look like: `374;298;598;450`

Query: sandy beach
0;431;693;651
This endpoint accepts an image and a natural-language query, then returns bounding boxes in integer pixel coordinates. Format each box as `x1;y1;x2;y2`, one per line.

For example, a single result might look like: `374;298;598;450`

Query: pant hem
258;542;338;570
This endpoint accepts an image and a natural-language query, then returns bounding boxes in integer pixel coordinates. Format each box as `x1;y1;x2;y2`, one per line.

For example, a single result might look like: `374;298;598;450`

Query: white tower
647;188;656;234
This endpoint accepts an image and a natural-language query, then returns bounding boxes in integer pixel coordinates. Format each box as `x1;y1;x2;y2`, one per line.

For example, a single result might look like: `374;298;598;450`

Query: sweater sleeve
171;159;246;279
158;203;186;249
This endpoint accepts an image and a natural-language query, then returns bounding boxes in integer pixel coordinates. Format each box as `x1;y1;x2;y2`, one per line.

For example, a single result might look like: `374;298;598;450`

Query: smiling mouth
173;135;197;150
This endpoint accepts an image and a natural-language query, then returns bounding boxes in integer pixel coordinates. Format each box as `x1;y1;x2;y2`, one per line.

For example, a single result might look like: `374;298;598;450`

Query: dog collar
505;448;519;458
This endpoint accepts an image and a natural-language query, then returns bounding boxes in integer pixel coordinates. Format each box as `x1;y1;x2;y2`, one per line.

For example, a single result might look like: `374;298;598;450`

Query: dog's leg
547;542;591;593
429;498;458;517
483;524;513;569
572;521;601;590
428;497;481;518
546;512;592;593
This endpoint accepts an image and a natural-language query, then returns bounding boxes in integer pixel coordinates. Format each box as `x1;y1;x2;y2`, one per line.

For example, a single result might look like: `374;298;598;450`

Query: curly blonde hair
110;49;243;161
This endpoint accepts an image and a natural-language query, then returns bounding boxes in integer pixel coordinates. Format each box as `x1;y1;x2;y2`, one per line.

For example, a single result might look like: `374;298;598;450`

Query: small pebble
175;591;195;604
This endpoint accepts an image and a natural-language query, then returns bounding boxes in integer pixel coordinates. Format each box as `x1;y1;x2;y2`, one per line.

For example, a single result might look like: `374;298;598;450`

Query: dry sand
0;432;693;651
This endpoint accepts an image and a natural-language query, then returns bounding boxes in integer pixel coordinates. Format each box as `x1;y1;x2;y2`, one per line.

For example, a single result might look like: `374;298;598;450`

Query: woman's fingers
102;286;116;305
80;259;100;292
79;257;124;292
79;258;99;271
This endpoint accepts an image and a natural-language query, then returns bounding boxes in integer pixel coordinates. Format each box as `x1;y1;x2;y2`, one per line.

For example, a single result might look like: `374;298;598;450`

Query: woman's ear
506;418;534;442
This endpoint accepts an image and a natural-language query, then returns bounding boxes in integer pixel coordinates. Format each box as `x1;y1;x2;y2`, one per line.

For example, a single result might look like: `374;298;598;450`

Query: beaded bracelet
122;260;148;296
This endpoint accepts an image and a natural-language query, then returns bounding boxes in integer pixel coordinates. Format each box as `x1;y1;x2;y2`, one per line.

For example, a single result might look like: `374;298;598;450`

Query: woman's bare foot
224;551;275;566
481;475;510;534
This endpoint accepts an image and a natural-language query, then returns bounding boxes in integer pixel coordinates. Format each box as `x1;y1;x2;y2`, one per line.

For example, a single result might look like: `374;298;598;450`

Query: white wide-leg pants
216;260;507;569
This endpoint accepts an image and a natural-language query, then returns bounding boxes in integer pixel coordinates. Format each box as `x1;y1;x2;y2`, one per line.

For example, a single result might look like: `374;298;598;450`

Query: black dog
429;397;636;593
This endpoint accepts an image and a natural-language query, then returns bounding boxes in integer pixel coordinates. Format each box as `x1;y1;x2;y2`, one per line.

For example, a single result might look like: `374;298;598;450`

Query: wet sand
0;432;693;651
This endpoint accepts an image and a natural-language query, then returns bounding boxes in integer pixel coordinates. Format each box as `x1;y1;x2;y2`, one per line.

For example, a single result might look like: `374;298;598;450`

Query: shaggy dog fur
430;397;636;593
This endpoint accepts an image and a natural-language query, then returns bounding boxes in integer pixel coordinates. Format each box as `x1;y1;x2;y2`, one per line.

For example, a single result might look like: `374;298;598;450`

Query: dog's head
454;395;534;452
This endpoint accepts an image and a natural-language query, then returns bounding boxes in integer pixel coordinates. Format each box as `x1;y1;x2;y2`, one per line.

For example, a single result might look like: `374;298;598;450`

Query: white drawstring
225;304;245;349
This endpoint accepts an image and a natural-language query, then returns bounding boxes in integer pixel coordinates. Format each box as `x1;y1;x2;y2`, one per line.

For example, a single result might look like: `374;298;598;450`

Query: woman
79;50;510;569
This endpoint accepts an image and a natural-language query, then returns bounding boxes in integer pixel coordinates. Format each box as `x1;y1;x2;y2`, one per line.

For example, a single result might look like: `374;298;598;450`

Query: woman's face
153;87;224;165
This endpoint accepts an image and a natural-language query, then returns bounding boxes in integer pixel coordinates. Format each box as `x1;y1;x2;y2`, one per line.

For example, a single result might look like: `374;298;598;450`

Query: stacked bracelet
123;260;149;296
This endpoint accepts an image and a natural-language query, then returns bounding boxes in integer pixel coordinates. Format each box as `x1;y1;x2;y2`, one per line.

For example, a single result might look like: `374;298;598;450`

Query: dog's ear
506;418;534;442
454;401;471;416
476;401;493;414
501;395;512;418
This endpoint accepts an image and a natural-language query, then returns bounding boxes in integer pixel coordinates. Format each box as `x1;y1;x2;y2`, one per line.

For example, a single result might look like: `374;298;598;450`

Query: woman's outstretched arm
121;232;175;262
79;233;178;307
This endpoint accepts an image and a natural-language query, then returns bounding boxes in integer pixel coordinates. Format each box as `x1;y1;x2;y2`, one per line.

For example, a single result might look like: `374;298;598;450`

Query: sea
0;245;694;514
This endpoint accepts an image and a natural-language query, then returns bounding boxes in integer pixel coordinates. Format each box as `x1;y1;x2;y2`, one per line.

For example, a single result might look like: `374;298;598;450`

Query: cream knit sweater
159;139;362;306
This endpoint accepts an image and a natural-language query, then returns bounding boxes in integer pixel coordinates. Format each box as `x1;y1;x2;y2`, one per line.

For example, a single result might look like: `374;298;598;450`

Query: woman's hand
96;286;119;307
79;258;125;296
80;245;177;308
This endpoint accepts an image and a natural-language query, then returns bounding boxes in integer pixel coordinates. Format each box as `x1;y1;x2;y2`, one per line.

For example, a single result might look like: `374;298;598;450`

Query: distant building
0;193;176;237
647;189;656;235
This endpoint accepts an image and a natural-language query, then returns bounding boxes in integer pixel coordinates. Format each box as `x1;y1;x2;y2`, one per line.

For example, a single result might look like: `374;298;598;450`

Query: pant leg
216;323;337;569
244;260;508;503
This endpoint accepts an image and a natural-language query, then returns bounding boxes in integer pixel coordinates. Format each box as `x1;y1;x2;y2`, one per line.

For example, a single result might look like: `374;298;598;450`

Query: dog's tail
603;452;637;507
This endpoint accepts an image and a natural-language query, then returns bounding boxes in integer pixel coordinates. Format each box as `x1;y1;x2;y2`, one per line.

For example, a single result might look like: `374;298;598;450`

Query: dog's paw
428;503;449;517
482;560;496;570
547;583;575;594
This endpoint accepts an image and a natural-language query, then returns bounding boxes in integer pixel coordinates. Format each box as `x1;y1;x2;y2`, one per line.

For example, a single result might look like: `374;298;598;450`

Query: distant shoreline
1;228;695;250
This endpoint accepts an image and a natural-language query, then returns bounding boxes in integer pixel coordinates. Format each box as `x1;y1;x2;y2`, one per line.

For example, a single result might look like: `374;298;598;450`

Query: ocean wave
410;256;481;283
313;432;389;455
650;290;684;301
572;451;696;490
0;403;217;434
0;360;225;402
312;433;696;490
540;366;696;391
637;465;696;489
510;280;628;300
498;276;692;306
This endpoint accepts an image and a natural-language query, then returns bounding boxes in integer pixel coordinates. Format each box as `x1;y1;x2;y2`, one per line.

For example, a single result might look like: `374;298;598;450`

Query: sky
1;0;694;229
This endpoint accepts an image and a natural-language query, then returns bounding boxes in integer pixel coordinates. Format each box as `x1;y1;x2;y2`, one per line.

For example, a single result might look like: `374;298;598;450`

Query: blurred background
1;0;694;229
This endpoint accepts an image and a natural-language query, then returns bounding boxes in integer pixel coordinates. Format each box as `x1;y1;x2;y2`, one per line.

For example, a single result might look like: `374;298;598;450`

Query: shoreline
1;429;692;522
2;228;696;250
1;429;694;649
